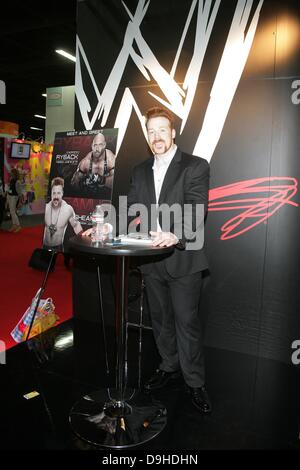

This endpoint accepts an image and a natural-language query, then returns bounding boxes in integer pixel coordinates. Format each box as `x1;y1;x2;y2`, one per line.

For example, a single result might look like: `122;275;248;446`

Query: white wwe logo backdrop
75;0;264;162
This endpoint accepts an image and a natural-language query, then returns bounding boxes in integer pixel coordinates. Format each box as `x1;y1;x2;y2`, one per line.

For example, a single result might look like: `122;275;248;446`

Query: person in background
6;168;22;232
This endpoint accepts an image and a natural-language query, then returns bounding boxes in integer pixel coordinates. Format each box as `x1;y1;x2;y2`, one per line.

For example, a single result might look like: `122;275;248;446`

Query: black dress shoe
188;386;212;414
143;369;181;392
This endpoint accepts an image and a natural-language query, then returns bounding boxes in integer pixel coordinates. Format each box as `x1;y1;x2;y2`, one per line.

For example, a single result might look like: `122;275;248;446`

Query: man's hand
81;223;113;237
82;227;93;237
150;231;179;247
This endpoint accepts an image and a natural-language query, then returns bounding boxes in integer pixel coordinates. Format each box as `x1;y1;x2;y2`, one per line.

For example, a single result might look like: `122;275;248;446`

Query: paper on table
118;233;153;245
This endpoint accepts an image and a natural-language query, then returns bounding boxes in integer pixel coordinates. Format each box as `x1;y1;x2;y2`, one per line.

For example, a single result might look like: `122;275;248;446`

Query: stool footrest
126;321;152;331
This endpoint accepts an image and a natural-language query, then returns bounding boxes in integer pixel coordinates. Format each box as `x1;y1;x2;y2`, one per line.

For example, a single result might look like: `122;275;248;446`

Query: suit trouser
144;264;205;388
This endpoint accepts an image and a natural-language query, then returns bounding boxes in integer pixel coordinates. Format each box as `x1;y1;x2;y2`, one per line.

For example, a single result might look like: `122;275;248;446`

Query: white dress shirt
152;144;177;232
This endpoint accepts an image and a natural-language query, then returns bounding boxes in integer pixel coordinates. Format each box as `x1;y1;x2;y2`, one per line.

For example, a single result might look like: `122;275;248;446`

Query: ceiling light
30;127;43;131
42;93;47;97
34;114;46;119
55;49;76;62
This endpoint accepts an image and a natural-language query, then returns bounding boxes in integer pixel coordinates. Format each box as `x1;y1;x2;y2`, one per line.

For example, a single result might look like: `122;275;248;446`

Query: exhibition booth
0;0;299;453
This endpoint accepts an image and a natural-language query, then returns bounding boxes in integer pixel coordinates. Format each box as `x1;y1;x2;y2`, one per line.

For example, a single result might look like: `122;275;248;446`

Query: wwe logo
75;0;264;161
75;0;298;240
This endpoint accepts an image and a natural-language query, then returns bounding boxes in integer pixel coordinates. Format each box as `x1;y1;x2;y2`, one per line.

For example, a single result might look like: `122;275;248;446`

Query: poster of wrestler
49;128;118;201
46;128;118;248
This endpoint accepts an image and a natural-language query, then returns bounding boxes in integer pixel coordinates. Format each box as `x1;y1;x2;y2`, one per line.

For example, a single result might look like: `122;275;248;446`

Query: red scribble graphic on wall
208;177;298;240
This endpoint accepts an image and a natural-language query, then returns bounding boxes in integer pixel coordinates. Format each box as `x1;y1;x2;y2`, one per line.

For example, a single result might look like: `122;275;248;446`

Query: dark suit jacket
121;148;210;278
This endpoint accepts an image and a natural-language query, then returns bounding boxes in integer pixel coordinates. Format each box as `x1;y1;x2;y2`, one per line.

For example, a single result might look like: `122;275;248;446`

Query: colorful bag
11;289;59;343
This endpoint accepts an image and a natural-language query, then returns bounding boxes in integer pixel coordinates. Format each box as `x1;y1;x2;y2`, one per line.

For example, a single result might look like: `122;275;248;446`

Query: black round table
68;235;173;449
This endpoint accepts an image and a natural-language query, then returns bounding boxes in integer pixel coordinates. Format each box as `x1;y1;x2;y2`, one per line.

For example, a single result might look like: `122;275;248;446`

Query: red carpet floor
0;225;73;350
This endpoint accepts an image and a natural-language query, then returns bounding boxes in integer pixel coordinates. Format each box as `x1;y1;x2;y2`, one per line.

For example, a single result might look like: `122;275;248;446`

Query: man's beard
52;199;62;208
92;148;105;159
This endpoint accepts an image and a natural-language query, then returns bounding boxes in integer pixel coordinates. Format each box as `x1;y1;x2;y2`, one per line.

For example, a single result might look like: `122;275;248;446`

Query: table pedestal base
69;389;167;449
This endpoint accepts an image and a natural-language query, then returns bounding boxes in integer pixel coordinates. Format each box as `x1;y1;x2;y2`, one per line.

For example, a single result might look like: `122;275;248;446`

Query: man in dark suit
127;106;211;413
82;106;211;413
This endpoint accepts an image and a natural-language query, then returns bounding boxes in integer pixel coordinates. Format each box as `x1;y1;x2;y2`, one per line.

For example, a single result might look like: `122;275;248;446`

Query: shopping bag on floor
10;289;59;343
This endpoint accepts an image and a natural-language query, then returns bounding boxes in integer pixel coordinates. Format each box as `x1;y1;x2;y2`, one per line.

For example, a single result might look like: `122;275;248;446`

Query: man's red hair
145;107;175;129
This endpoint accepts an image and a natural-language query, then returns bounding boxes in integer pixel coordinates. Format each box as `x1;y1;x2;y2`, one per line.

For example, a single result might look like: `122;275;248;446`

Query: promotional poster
74;0;300;365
